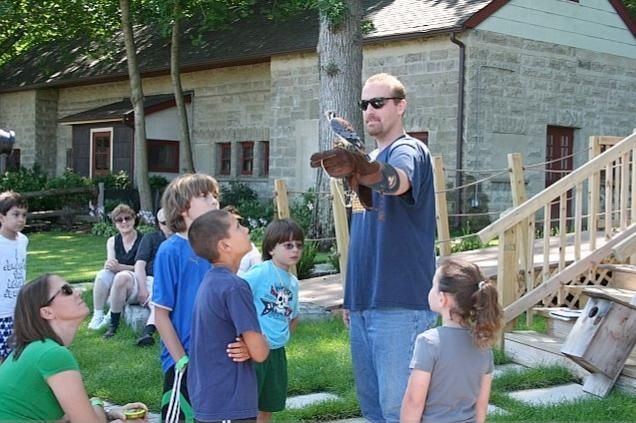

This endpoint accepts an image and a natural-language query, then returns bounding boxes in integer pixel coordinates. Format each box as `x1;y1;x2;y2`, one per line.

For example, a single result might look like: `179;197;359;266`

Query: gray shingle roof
0;0;493;92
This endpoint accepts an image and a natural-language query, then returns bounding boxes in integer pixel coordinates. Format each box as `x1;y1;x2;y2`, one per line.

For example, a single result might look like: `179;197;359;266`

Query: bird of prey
326;111;370;160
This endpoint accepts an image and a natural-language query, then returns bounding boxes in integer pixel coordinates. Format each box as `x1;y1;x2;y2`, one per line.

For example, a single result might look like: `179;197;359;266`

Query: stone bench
123;304;150;334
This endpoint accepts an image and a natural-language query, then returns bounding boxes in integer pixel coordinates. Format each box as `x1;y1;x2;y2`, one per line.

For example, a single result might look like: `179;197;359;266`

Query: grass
27;231;636;421
26;231;106;282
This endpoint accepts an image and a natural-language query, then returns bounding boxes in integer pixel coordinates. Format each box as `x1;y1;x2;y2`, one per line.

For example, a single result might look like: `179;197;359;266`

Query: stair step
598;264;636;290
533;307;579;339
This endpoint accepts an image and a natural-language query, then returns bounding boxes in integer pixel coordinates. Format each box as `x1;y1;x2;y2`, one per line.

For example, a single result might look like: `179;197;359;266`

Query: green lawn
27;231;636;421
26;231;106;283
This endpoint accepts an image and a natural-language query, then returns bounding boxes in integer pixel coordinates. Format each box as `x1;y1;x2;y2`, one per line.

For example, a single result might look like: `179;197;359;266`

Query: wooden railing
478;131;636;326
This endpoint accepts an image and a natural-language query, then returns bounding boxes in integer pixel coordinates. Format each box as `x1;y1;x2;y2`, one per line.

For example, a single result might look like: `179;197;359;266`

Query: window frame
240;141;255;176
217;142;232;176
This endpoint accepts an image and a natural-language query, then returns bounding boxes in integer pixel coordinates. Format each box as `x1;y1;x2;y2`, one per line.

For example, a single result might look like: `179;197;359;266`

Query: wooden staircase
476;132;636;395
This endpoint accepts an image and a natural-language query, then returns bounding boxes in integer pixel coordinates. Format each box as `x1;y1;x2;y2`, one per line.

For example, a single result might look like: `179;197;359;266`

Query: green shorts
255;347;288;412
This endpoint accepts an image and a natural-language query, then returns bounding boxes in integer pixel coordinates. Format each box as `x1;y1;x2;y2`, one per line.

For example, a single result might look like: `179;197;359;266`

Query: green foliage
220;181;273;231
297;240;318;280
148;174;169;192
0;165;94;211
449;221;486;253
315;0;347;26
93;170;131;190
289;189;316;235
91;221;118;238
327;245;340;273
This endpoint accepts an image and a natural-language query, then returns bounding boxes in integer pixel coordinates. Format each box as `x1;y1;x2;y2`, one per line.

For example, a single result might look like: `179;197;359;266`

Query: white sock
93;310;104;320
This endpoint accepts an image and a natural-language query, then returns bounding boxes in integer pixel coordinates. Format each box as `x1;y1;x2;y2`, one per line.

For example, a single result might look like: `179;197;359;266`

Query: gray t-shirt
410;326;494;423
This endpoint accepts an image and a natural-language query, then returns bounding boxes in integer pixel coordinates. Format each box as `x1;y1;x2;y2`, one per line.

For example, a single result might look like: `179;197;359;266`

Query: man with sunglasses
311;73;438;422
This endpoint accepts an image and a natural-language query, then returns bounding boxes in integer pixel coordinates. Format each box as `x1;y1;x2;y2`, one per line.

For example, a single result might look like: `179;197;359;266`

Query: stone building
0;0;634;214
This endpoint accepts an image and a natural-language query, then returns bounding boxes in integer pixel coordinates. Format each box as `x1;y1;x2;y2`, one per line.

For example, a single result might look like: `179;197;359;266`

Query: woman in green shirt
0;273;147;422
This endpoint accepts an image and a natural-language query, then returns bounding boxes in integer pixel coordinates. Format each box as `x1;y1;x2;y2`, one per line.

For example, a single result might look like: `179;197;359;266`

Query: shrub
91;221;118;238
220;181;274;232
93;170;131;190
297;240;318;280
289;189;315;234
149;175;169;192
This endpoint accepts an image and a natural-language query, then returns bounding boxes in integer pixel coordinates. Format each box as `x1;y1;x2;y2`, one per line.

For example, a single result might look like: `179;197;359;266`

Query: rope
523;146;591;170
435;169;509;194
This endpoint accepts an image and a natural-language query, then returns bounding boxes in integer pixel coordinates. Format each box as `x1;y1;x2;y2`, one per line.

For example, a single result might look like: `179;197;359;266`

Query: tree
120;0;153;215
312;0;364;237
624;0;636;17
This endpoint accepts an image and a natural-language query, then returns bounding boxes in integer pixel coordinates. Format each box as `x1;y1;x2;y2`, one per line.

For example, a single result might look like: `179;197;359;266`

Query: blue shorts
0;316;14;360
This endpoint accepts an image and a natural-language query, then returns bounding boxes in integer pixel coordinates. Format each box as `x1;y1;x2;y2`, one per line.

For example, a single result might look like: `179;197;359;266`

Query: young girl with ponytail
401;258;503;423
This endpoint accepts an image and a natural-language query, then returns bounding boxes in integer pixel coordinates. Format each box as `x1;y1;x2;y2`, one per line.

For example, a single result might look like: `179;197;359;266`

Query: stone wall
35;89;59;175
462;29;636;213
0;91;36;169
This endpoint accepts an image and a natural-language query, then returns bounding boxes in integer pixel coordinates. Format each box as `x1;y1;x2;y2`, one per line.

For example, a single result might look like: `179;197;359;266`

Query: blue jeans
349;309;438;423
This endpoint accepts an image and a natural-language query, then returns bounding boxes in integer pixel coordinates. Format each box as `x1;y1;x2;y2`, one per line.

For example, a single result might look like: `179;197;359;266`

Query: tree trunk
120;0;153;216
170;2;195;173
313;0;364;238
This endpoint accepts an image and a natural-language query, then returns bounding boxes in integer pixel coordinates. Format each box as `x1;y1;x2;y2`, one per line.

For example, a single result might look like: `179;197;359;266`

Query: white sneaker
87;313;109;330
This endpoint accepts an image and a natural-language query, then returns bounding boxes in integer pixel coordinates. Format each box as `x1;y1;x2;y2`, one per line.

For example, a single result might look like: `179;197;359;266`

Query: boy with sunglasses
310;73;438;422
0;191;28;362
241;219;302;423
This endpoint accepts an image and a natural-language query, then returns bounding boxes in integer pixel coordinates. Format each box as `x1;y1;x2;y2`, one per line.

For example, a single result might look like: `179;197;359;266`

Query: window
260;141;269;176
6;149;20;171
409;131;429;146
217;143;231;175
240;141;254;175
91;130;112;178
148;140;179;173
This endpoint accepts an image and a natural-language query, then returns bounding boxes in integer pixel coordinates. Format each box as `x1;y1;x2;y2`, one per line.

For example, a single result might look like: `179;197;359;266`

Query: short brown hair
109;203;136;222
261;218;304;261
0;191;27;215
365;73;407;101
188;210;231;263
161;174;220;233
11;274;65;360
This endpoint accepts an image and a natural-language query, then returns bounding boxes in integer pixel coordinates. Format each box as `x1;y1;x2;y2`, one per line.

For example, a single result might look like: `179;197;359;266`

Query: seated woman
88;204;142;338
0;274;147;422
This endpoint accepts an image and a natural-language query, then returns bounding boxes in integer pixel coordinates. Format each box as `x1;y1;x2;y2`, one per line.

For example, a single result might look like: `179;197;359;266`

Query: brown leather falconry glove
310;148;383;210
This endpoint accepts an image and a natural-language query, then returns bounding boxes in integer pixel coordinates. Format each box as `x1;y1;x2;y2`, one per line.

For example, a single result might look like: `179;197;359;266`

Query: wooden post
498;227;518;341
330;178;349;286
433;156;451;257
274;179;290;219
508;153;534;325
588;136;601;251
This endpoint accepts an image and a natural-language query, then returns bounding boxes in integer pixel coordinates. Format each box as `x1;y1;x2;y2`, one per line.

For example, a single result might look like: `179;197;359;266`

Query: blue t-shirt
151;234;211;372
188;266;262;421
344;136;436;311
243;260;300;349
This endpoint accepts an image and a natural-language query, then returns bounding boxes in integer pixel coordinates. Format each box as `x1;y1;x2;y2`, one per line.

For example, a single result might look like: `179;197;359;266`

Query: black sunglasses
44;284;74;306
358;97;404;111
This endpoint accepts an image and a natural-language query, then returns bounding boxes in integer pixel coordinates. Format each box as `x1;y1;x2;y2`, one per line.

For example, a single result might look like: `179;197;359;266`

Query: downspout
450;32;465;229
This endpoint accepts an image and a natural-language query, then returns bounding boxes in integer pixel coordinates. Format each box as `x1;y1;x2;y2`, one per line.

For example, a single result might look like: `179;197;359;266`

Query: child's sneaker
87;313;109;330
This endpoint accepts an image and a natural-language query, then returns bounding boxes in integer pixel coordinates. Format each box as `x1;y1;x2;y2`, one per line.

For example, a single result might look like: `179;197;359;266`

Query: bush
220;181;274;232
91;221;118;238
289;189;316;235
93;170;131;190
297;240;318;280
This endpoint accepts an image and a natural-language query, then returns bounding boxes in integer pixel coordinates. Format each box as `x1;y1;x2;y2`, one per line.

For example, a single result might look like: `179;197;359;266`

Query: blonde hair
109;203;135;221
161;173;220;233
365;73;407;100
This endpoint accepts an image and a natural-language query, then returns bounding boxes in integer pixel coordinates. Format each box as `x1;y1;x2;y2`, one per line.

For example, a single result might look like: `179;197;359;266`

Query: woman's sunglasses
358;97;404;111
281;241;304;250
44;284;74;306
114;215;133;224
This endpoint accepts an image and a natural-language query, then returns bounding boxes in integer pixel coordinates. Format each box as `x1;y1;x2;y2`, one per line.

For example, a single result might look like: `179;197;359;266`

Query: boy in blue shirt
152;173;246;422
242;219;302;423
188;209;269;422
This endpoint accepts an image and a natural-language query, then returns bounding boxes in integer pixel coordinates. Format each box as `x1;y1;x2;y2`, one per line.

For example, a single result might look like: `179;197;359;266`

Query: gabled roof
59;93;192;125
0;0;494;93
2;0;634;93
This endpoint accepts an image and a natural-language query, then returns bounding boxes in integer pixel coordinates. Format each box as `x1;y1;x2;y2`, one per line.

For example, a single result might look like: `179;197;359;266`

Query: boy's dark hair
188;210;231;263
0;191;28;215
161;173;220;233
436;258;503;349
11;274;64;360
261;218;304;261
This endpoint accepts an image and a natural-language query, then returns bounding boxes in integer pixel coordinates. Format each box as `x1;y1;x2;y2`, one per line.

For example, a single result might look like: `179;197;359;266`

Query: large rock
123;304;150;334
